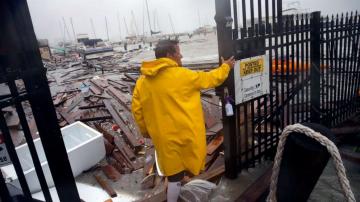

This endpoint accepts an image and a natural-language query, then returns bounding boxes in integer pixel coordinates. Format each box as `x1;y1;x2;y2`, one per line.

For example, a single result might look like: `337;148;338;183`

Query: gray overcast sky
27;0;360;44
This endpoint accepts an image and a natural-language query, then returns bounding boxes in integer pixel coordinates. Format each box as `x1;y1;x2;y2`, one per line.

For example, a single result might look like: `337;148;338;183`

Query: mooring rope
266;123;355;202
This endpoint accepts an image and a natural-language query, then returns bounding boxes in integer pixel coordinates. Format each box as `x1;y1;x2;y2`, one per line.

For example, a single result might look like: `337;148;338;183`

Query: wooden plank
77;115;112;122
207;134;224;155
207;154;224;172
112;150;133;170
90;79;106;90
124;73;138;82
94;175;117;198
102;165;121;181
108;81;129;93
205;152;218;167
53;93;67;106
193;165;225;182
94;123;114;143
114;136;136;161
206;122;222;136
90;85;102;95
59;110;75;124
108;157;125;173
106;86;131;110
103;100;140;148
235;166;272;202
79;104;105;109
65;94;83;113
104;138;115;155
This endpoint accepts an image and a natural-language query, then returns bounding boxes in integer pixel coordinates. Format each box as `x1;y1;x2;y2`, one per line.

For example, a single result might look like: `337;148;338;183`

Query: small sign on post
0;134;11;166
234;55;270;104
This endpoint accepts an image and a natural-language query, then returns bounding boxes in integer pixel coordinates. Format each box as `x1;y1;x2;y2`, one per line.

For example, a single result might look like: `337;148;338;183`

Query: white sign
0;135;11;166
234;55;270;104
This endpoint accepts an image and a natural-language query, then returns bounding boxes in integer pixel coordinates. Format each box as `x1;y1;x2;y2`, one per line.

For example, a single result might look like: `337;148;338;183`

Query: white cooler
1;121;105;193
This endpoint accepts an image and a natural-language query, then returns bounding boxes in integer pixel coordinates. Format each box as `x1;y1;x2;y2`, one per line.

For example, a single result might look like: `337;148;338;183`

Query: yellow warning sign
240;57;264;76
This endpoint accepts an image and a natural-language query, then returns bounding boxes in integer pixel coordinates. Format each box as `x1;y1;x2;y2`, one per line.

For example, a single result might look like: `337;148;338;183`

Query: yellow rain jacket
131;58;230;176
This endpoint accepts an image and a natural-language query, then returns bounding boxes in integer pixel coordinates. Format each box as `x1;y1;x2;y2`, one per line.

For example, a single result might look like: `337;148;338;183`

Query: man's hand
221;56;235;69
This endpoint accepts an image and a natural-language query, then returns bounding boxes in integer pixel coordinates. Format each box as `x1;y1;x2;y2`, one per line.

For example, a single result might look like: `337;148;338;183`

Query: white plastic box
1;121;105;193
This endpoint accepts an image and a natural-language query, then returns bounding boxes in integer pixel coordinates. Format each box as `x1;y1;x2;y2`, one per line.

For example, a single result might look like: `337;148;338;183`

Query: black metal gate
0;0;81;201
215;0;360;178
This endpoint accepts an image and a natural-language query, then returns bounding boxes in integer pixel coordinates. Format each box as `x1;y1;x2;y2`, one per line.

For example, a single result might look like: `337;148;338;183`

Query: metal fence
0;0;81;201
215;0;360;178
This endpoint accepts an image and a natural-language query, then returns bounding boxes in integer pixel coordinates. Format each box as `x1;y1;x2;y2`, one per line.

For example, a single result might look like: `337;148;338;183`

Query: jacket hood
140;58;178;76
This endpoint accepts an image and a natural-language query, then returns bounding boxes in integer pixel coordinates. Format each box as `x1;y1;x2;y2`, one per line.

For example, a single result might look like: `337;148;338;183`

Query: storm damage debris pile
1;47;226;200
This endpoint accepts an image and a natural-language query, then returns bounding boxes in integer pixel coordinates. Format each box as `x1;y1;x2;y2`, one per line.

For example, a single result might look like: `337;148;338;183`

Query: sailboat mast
145;0;152;35
131;10;139;36
90;18;97;39
105;16;110;41
62;17;71;43
70;18;77;42
117;12;122;41
168;14;175;35
123;17;129;36
197;8;201;28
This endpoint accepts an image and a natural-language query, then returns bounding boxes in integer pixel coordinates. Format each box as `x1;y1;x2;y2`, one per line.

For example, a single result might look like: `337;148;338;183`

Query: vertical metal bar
7;81;52;202
301;14;305;122
215;0;238;178
242;0;247;30
306;14;311;121
285;17;290;125
0;111;32;198
280;20;285;127
332;15;338;125
325;16;330;125
344;13;353;117
320;17;325;123
265;0;269;34
268;23;274;150
245;103;250;166
330;15;335;127
337;14;345;123
250;0;255;29
323;16;331;124
310;11;321;123
0;162;11;201
258;0;263;34
236;106;242;170
290;16;295;124
233;0;239;39
296;14;300;123
340;13;349;121
277;0;282;31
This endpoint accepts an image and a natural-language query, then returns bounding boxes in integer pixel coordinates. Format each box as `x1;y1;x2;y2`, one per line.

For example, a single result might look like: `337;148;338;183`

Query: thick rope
266;123;355;202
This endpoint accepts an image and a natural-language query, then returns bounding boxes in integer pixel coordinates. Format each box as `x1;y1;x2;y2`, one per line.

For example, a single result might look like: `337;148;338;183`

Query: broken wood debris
94;174;117;198
101;164;121;181
10;56;229;200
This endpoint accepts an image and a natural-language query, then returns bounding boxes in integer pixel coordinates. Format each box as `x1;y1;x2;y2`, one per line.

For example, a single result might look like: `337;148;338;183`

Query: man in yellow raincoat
132;39;234;202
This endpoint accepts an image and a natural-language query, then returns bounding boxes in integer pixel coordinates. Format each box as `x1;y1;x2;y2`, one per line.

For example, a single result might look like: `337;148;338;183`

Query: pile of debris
1;45;226;200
